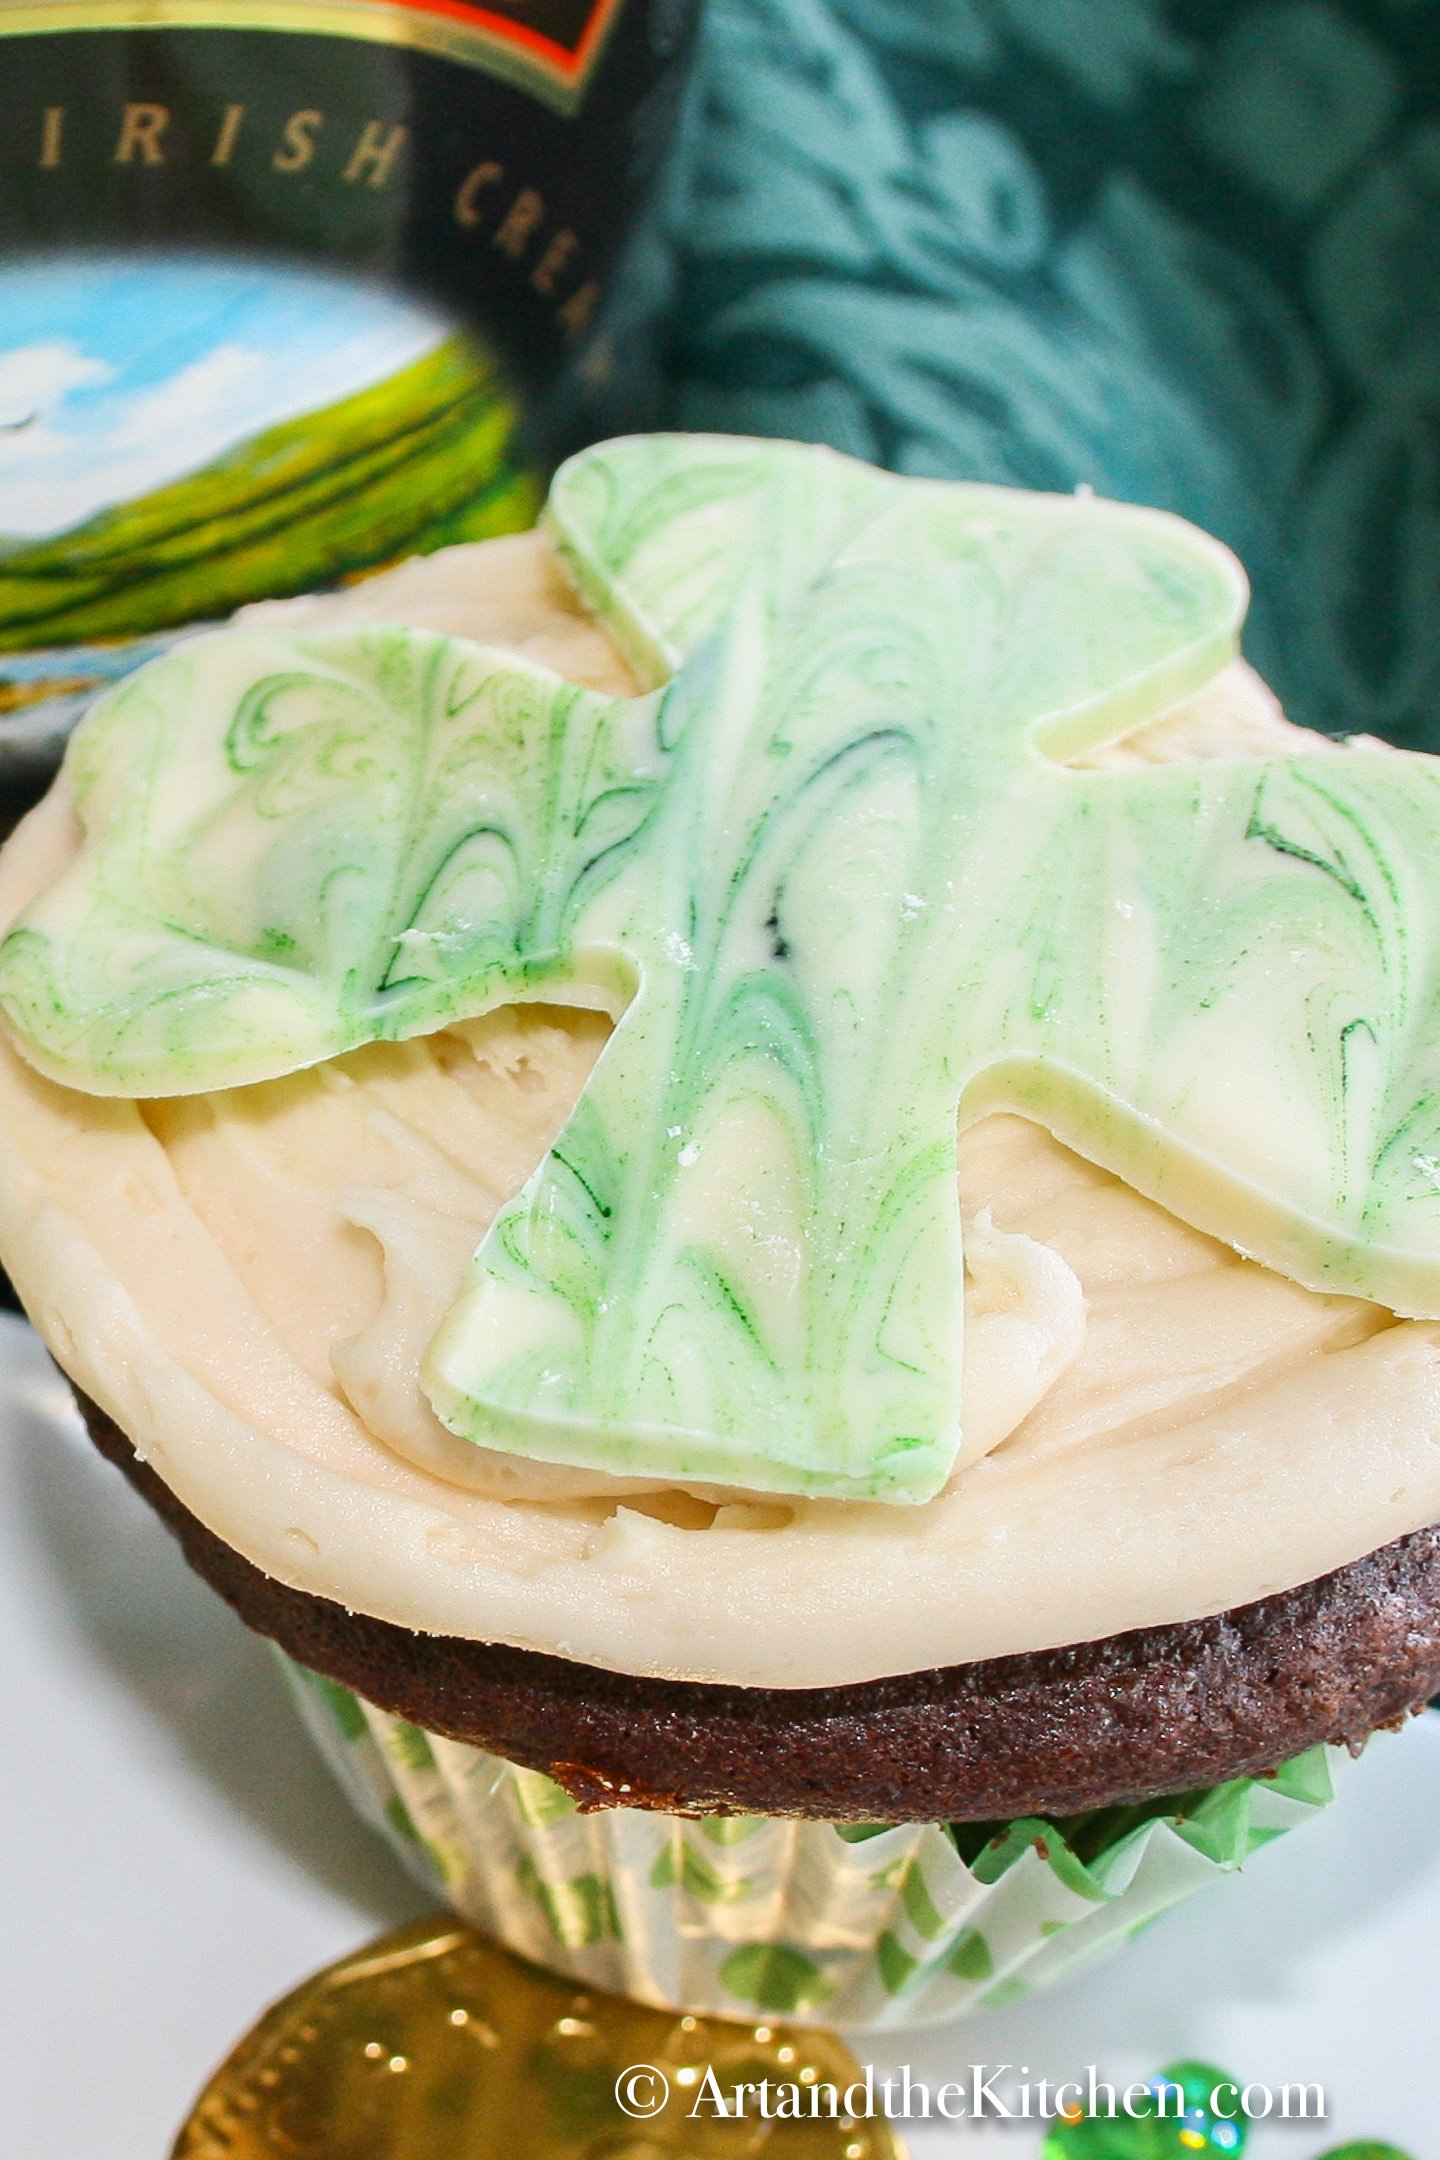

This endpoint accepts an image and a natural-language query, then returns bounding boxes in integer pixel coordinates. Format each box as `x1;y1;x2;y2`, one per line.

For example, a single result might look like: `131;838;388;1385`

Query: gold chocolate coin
173;1917;907;2159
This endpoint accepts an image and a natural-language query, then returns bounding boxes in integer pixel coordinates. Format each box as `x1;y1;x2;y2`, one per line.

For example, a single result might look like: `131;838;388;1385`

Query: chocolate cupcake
1;435;1438;2026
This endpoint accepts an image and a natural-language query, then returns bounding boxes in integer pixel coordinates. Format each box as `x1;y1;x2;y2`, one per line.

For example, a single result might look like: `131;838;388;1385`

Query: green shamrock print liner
5;435;1440;1503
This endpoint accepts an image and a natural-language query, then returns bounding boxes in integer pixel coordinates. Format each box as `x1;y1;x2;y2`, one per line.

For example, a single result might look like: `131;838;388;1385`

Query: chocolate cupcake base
79;1391;1440;1822
285;1659;1343;2028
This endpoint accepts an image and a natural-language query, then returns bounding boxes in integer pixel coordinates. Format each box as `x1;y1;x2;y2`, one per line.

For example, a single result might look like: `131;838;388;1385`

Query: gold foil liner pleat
172;1916;907;2159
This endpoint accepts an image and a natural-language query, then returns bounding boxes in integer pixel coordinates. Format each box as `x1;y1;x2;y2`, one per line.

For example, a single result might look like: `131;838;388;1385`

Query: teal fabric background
665;0;1440;748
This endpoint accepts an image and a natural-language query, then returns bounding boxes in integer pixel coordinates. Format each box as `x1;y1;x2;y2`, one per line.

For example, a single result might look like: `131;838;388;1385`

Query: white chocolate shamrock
5;436;1440;1504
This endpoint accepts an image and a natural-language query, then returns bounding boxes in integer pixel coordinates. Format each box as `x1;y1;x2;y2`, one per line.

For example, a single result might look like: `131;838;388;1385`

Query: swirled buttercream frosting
4;439;1440;1509
0;507;1438;1683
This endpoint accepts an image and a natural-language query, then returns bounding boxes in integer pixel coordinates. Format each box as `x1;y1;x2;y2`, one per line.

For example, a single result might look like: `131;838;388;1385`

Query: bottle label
0;0;626;112
0;0;695;777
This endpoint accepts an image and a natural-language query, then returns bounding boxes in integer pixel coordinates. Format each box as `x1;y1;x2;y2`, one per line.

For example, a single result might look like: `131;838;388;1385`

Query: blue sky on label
0;254;452;540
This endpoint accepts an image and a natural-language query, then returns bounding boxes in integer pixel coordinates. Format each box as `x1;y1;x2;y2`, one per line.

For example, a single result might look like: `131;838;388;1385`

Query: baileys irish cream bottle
0;0;699;783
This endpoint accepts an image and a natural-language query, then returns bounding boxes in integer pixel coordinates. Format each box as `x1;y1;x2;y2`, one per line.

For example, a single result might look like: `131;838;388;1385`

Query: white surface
0;1308;1433;2158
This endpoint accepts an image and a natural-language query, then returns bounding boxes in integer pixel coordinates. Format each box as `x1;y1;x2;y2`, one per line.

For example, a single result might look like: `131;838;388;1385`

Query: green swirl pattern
672;0;1440;752
6;437;1440;1498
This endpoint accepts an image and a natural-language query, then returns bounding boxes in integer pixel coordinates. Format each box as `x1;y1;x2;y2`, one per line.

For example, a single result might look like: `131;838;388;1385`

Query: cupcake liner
284;1657;1343;2030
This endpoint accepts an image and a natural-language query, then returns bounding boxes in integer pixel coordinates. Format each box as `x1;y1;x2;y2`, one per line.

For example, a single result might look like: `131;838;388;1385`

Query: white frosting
0;535;1437;1688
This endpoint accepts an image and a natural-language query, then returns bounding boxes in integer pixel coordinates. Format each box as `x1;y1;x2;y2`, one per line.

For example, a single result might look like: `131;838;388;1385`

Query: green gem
1040;2060;1244;2158
1312;2147;1417;2159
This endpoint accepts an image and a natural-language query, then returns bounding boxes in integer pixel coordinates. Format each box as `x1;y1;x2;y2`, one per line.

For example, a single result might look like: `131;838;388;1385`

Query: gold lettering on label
114;103;170;166
557;279;602;340
344;120;409;187
39;106;63;169
274;109;323;174
531;227;579;297
211;104;245;167
492;187;544;259
454;159;503;228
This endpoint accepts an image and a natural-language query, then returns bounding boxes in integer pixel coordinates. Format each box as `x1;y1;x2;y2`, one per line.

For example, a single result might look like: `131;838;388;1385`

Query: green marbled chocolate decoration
6;436;1440;1502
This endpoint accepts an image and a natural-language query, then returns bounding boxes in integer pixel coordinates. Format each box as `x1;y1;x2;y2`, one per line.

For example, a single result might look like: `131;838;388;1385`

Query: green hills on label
0;333;539;656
